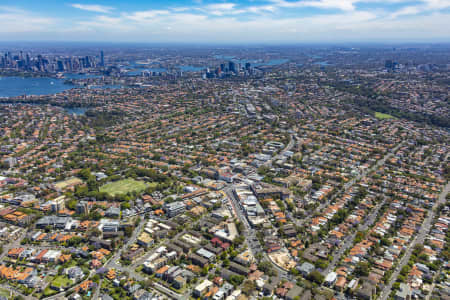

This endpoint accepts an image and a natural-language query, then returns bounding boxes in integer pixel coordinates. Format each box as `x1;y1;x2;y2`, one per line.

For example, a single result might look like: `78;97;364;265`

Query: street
379;181;450;300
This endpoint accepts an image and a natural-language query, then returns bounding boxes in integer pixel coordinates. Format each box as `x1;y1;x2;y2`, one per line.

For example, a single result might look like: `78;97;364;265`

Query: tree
229;275;244;286
258;261;273;273
141;279;154;289
308;270;324;284
92;274;101;283
124;226;134;237
66;198;78;210
290;268;299;276
78;168;95;182
89;228;102;237
355;262;370;277
354;231;365;244
67;236;83;246
223;258;230;267
315;259;328;270
241;280;256;295
88;210;102;221
121;202;131;210
255;252;263;262
235;221;244;234
87;178;98;191
257;166;271;176
233;235;245;246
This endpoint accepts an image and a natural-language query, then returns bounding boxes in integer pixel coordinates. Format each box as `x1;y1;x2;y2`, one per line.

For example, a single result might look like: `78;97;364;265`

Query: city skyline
0;0;449;43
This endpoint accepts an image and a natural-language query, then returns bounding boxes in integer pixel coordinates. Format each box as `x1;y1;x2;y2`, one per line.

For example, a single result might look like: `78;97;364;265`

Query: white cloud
0;6;56;33
389;0;450;18
59;8;450;43
202;3;239;16
246;5;277;14
199;2;276;16
77;15;134;32
269;0;357;11
71;3;114;13
206;3;236;11
390;6;422;18
270;0;450;12
424;0;450;10
0;1;449;42
124;10;171;22
171;7;191;12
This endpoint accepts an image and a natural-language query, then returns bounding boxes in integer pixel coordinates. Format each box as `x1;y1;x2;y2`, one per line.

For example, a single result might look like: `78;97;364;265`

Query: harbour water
0;58;289;98
0;73;117;98
0;76;74;98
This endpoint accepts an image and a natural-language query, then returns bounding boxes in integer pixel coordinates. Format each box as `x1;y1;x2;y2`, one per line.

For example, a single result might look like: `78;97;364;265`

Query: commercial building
51;196;66;212
163;202;186;217
193;279;213;298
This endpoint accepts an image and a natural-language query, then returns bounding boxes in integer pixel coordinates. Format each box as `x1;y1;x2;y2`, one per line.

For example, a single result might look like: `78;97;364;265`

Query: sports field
100;178;149;196
375;112;395;120
54;177;83;190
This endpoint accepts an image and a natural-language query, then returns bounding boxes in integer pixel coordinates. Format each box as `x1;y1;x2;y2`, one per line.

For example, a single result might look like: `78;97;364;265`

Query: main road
224;182;291;280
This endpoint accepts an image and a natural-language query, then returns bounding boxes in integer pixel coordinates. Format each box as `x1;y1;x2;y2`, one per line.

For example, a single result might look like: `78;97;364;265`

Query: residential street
379;181;450;300
323;196;386;275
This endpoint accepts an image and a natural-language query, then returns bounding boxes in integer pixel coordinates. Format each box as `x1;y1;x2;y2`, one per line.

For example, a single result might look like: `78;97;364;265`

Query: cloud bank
0;1;448;43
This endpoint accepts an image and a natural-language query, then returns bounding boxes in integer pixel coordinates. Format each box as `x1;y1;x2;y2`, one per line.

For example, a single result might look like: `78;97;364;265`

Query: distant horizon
0;41;450;47
0;0;449;43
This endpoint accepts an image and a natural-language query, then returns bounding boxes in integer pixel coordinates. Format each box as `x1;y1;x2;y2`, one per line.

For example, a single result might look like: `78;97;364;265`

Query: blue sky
0;0;449;43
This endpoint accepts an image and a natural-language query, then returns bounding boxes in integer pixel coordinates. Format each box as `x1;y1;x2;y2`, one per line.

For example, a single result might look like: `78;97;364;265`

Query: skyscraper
100;50;104;67
385;60;393;70
228;61;236;73
57;60;64;72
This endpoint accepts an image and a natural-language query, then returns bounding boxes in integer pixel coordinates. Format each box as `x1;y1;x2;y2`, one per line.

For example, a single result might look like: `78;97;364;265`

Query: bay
0;73;118;98
0;76;74;98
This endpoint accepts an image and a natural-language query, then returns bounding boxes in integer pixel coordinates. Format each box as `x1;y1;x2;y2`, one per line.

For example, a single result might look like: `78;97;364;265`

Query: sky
0;0;449;43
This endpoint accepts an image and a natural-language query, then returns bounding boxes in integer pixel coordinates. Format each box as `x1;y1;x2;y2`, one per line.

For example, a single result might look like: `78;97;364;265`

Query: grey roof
396;283;411;299
298;262;315;274
36;216;72;226
164;201;186;210
196;248;216;260
106;207;120;214
286;285;304;299
100;294;114;300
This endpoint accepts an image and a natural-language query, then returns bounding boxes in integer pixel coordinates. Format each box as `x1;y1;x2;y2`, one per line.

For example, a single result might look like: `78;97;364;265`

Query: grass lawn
43;287;57;297
51;275;73;288
0;288;10;298
375;112;395;120
99;178;149;196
